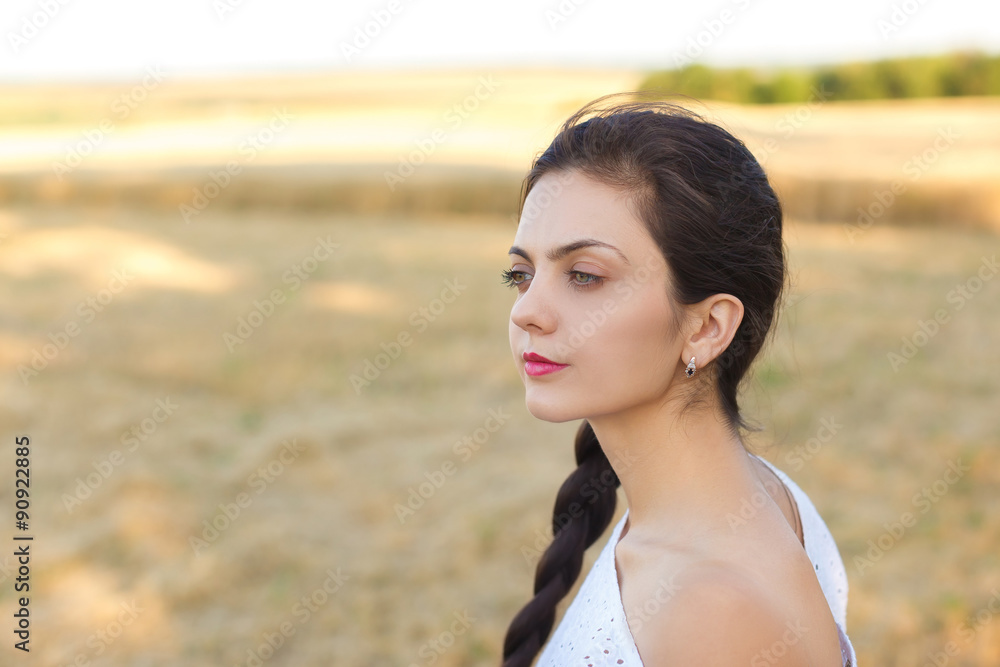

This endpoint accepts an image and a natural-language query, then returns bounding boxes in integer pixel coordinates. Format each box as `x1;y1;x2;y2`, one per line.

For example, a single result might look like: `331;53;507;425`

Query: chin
523;387;588;424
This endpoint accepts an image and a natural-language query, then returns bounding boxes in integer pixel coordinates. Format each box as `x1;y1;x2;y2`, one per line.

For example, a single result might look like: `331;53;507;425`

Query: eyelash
500;269;605;291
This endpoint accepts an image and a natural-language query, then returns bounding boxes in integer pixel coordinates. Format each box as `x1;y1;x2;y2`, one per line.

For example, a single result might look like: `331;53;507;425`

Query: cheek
578;291;678;388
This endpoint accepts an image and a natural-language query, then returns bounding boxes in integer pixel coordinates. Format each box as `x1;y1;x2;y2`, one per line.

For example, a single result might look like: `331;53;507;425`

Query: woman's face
507;169;685;423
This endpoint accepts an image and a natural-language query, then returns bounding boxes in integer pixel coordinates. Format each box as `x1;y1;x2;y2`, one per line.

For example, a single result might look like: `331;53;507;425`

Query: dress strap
778;473;803;545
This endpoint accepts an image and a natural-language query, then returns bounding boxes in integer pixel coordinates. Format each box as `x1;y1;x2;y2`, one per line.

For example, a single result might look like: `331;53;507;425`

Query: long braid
501;421;620;666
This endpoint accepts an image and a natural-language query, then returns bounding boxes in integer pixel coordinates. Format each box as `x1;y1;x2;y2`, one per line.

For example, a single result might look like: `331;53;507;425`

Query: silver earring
685;356;696;378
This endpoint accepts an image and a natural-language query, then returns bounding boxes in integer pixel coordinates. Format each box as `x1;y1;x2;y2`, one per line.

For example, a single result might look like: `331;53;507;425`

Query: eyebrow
508;239;631;265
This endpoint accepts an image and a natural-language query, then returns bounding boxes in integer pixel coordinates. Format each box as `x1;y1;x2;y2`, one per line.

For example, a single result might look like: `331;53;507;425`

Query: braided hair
502;421;618;665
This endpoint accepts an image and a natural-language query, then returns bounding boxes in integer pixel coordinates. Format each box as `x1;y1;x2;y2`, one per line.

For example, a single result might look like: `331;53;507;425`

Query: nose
509;273;558;334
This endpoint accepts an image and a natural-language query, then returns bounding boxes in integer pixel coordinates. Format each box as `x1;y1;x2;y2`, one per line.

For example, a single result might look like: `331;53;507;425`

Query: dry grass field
0;69;999;666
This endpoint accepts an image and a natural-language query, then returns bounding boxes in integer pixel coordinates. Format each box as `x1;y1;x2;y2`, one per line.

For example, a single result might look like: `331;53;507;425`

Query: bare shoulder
631;561;828;666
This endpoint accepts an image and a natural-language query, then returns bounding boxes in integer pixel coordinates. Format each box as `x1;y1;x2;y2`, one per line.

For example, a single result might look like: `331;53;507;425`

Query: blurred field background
0;60;999;667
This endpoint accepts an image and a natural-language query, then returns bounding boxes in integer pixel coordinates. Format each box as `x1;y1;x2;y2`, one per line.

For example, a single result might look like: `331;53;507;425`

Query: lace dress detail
536;456;857;666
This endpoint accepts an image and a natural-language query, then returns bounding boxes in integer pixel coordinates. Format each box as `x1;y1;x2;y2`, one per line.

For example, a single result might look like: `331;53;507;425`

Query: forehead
514;170;653;254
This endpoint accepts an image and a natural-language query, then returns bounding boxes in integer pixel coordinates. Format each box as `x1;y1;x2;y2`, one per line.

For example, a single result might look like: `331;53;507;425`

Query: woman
499;97;855;666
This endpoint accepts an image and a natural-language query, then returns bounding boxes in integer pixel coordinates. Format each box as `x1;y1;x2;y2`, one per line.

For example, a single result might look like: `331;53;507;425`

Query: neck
589;393;762;544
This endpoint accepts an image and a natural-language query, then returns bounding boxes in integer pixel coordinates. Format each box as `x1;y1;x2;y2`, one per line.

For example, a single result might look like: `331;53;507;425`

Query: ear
681;293;744;370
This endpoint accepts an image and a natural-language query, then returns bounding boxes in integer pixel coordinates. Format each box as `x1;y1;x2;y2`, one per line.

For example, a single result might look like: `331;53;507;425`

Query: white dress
536;456;857;666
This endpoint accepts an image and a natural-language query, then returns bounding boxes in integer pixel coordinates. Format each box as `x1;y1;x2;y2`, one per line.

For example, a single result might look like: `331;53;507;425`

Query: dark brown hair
501;95;786;666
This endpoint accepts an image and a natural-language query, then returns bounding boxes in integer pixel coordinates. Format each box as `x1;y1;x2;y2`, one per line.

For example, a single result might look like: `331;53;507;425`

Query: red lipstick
523;352;568;377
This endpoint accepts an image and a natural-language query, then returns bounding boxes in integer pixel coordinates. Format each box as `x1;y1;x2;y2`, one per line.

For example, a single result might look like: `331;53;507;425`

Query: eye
501;268;531;290
567;270;604;289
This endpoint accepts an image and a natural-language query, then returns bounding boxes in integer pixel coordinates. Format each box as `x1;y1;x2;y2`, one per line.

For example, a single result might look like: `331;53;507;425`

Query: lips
523;351;568;377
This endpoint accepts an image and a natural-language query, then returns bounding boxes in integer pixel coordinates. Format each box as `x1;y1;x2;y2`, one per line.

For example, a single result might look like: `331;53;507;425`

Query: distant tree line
639;52;1000;103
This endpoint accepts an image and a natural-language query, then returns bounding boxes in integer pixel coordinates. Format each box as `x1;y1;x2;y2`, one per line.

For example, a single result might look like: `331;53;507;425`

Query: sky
1;0;998;82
